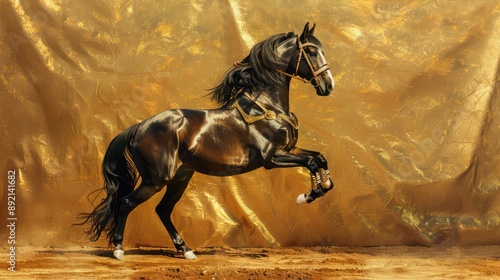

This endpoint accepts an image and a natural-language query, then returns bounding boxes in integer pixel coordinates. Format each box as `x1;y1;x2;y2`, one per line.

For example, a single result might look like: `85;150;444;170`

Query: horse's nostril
327;83;333;92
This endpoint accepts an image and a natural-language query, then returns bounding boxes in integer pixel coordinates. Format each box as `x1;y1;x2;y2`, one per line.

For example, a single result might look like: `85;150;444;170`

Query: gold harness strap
228;92;299;129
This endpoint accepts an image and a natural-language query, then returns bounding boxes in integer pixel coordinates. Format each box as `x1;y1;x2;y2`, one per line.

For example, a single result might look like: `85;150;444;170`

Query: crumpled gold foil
1;0;499;248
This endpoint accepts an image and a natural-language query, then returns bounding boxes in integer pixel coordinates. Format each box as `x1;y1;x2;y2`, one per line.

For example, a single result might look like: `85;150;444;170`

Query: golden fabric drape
1;0;499;247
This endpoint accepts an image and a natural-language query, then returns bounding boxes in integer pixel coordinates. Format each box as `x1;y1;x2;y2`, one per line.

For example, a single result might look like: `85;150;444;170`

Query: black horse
80;23;335;260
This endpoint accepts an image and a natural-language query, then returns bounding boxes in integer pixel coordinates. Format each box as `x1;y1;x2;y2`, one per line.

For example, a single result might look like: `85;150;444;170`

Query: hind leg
112;181;164;260
155;169;195;259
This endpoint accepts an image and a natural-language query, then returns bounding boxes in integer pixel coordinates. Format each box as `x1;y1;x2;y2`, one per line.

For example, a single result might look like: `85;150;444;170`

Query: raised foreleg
271;147;334;204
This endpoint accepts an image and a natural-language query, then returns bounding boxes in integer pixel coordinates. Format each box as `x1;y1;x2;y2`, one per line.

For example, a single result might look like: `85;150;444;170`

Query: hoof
113;249;125;261
183;251;197;260
296;193;308;205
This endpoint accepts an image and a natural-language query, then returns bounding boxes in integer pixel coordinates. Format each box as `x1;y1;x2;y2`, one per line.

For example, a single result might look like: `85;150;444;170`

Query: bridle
275;37;330;87
228;35;330;129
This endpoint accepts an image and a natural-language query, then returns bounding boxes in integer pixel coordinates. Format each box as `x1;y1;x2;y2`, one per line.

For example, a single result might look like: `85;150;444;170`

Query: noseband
275;38;330;87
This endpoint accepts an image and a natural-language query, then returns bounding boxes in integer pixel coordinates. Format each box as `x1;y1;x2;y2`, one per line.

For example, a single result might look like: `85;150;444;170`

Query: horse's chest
250;120;298;152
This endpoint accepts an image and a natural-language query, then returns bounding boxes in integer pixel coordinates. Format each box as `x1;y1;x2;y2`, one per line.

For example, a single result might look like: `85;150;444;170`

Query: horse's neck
250;84;291;113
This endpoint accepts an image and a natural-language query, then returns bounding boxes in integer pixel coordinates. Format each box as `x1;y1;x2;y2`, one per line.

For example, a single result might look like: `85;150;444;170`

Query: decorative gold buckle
264;110;276;120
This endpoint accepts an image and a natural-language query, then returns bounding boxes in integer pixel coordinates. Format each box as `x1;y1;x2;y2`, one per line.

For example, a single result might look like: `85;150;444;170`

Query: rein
228;92;299;129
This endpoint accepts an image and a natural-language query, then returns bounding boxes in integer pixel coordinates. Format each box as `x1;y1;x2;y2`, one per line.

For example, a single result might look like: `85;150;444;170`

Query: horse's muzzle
314;77;334;96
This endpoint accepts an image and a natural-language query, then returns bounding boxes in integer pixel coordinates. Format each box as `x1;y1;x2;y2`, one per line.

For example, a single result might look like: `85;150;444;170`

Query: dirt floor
2;246;500;279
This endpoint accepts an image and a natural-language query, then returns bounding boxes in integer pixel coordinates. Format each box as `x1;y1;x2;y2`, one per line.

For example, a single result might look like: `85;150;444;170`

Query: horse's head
277;23;335;96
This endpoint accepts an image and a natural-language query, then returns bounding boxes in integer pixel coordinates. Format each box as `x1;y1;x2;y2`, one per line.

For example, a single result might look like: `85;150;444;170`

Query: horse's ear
300;22;310;42
309;23;316;35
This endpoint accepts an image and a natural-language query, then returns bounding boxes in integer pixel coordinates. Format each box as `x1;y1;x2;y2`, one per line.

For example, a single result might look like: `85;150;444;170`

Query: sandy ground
2;246;499;279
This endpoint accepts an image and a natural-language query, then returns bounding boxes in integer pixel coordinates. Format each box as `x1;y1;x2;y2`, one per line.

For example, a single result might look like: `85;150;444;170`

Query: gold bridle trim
275;39;330;86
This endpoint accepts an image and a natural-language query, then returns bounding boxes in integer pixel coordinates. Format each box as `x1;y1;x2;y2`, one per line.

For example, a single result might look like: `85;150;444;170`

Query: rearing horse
80;23;335;260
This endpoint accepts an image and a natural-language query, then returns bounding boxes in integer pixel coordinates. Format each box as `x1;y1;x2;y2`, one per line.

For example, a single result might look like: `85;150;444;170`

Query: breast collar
228;92;299;130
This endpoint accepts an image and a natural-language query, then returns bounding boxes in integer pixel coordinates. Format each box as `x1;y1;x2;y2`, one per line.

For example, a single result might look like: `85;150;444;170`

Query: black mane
209;32;294;106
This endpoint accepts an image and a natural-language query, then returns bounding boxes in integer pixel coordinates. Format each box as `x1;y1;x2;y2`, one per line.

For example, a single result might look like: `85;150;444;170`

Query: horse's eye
309;52;317;57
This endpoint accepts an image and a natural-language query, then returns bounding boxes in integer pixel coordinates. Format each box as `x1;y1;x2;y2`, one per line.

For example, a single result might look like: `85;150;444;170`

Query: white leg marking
296;193;308;205
184;251;197;260
113;249;125;261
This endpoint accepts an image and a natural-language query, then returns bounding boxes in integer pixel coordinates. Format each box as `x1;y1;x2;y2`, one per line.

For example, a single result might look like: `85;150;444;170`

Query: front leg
271;147;321;173
270;147;334;204
291;146;334;193
291;147;331;170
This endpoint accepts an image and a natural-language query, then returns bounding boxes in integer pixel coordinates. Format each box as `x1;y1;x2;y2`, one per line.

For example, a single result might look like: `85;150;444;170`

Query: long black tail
78;123;140;244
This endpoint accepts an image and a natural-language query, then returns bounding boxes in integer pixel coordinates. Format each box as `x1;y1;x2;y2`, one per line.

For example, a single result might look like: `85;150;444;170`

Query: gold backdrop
1;0;499;248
